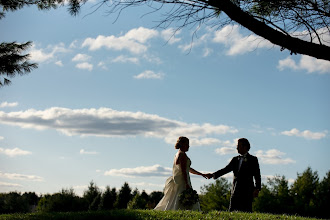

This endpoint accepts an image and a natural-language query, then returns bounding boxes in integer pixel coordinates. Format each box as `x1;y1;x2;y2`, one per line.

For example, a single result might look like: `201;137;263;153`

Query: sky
1;2;330;196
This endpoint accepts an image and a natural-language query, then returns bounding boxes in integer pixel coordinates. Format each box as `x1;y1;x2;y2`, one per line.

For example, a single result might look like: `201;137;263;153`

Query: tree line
200;167;330;219
0;167;329;219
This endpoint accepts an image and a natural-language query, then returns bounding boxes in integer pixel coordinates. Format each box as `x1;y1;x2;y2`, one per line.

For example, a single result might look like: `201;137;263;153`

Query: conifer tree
0;41;37;87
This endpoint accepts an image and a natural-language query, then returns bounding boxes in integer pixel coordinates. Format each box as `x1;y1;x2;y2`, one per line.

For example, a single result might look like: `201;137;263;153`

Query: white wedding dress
154;152;201;211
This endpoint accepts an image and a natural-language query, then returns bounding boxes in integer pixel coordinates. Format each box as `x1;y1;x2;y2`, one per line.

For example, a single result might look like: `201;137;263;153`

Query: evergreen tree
83;181;101;210
0;41;37;87
147;191;163;209
268;175;293;214
253;184;275;213
290;167;319;217
315;171;330;218
89;194;101;211
99;186;117;210
127;190;149;209
115;182;132;209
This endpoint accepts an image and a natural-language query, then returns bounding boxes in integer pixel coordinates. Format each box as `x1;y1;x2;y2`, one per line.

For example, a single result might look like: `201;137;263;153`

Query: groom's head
237;138;250;155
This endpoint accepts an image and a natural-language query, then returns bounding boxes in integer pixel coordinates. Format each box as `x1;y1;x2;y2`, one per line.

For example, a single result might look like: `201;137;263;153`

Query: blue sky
1;2;329;196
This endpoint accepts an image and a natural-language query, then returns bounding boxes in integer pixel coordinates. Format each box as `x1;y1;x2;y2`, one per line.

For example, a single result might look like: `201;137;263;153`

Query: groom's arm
213;158;235;179
253;157;261;190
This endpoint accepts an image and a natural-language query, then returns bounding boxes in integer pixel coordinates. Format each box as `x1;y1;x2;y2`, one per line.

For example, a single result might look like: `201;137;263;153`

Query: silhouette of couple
154;137;261;212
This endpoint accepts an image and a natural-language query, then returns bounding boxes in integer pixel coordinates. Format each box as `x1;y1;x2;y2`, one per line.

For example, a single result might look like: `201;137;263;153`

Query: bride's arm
190;168;208;179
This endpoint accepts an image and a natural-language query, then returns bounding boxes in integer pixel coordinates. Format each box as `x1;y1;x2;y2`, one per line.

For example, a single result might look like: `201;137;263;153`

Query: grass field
0;210;322;220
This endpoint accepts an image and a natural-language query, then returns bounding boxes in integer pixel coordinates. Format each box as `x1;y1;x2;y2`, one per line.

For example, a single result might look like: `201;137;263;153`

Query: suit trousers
229;194;253;212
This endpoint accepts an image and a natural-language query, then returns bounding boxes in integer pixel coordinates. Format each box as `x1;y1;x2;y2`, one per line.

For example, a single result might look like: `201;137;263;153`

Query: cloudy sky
1;2;329;195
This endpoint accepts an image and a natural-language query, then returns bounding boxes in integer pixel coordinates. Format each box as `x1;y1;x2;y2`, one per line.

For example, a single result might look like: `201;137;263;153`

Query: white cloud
255;149;295;164
142;54;162;64
76;62;93;71
179;32;210;53
55;60;63;66
72;53;91;62
111;55;139;64
80;149;99;155
214;138;239;155
125;27;159;43
213;25;273;55
190;138;221;146
203;48;213;57
0;136;4;140
104;164;172;177
0;181;22;187
0;102;18;108
281;128;327;140
29;43;69;63
0;171;44;181
130;182;164;188
278;55;330;74
293;27;330;46
215;147;236;155
130;182;165;193
69;40;79;49
82;27;158;54
221;138;239;147
161;28;181;44
134;70;164;79
0;147;32;157
97;62;108;70
0;107;238;144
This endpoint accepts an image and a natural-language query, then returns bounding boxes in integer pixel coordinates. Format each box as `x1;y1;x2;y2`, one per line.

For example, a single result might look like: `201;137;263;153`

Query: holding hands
205;173;213;179
200;173;213;179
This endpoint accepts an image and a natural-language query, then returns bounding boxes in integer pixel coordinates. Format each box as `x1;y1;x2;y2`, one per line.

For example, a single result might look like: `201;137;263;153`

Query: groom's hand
253;189;260;198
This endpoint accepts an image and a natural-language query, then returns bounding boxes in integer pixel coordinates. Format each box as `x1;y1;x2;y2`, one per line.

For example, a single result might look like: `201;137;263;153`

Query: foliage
0;192;30;213
56;0;330;60
290;167;319;217
253;167;330;219
36;188;85;212
127;190;149;209
253;184;274;213
146;191;163;209
0;41;37;87
0;209;322;220
98;186;117;210
115;182;132;209
253;175;293;214
1;168;329;219
178;188;199;209
315;171;330;218
199;177;231;211
83;181;101;211
0;0;329;85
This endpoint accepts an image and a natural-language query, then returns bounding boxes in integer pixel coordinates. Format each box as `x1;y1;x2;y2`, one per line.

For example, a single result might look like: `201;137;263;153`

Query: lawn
0;210;322;220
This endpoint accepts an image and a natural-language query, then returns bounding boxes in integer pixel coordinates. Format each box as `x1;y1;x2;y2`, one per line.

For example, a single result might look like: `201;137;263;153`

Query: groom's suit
213;153;261;212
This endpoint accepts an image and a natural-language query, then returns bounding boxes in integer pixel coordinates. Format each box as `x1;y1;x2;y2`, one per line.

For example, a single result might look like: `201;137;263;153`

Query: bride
154;136;207;211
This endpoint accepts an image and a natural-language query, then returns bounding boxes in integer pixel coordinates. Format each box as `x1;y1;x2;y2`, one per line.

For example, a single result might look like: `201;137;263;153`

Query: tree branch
209;0;330;61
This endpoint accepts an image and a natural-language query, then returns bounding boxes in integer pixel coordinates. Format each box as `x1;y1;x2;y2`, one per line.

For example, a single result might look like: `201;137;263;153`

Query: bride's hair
175;136;189;149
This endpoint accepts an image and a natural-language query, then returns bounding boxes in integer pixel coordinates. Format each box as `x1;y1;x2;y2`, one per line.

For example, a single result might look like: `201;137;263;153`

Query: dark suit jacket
214;153;261;198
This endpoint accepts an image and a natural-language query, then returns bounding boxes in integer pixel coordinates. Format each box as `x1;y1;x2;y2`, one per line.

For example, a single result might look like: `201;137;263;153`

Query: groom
206;138;261;212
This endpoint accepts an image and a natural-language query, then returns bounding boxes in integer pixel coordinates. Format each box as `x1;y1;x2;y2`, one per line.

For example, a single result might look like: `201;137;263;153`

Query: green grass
0;210;321;220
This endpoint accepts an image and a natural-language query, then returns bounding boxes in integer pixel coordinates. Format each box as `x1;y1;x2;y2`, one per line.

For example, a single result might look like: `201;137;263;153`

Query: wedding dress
154;152;201;211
